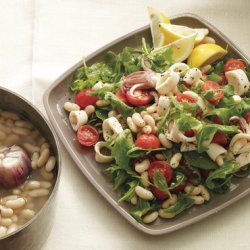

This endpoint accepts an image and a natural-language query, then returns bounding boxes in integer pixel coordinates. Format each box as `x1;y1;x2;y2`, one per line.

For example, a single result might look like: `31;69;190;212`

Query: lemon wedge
187;43;227;68
159;23;208;45
151;33;197;63
147;6;170;48
194;28;209;44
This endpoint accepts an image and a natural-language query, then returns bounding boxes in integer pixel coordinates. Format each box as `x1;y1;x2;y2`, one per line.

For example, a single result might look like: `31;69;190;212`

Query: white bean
20;209;35;220
84;105;95;116
162;194;177;209
31;152;40;169
37;148;50;168
1;195;19;204
202;36;216;44
158;209;175;219
5;119;14;127
155;153;165;161
108;110;118;118
12;189;21;195
159;134;173;149
143;115;155;128
5;198;26;210
40;142;50;152
146;105;157;114
132;113;145;128
14;120;33;129
170;153;182;168
135;186;153;200
126;117;138;133
143;211;158;224
25;181;41;190
28;188;49;197
188;195;205;205
1;218;12;227
201;65;212;74
0;206;13;218
142;125;152;134
184;184;201;196
45;156;56;172
37;137;46;147
22;143;40;154
135;159;150;174
0;226;7;237
12;126;30;136
199;185;210;201
1;111;19;120
40;168;54;181
63;102;80;112
130;195;137;205
40;181;52;189
216;155;224;166
96;100;110;107
11;215;18;223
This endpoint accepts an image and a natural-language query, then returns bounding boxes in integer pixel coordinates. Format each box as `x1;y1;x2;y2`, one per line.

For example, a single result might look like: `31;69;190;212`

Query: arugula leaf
176;113;202;132
153;171;171;198
118;180;139;202
222;84;234;97
196;124;238;153
169;172;186;190
212;60;224;74
184;151;218;170
147;46;174;72
127;147;166;158
130;198;152;222
95;109;110;121
207;72;221;82
205;160;239;193
112;129;133;169
104;92;134;117
161;197;194;216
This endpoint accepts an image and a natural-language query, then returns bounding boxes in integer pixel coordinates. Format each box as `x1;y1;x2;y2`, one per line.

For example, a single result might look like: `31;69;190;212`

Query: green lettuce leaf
176;113;202;132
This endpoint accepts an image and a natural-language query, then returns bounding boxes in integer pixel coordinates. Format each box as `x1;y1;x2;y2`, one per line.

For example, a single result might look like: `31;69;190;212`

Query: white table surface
1;0;250;249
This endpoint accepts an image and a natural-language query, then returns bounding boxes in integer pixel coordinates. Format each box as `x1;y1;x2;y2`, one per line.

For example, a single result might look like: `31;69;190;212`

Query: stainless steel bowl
0;86;61;250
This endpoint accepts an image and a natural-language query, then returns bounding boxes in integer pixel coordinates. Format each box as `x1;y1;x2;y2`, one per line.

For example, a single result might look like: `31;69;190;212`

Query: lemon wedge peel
152;32;197;63
147;6;170;49
187;43;227;68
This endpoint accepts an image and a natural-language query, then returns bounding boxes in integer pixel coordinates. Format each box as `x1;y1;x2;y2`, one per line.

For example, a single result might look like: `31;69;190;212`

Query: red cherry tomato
150;186;169;200
218;73;227;85
181;81;191;88
75;89;98;109
184;130;195;137
135;134;161;149
243;112;250;123
176;93;196;103
77;125;99;147
211;132;228;147
213;116;223;124
126;89;152;107
199;168;210;180
201;81;224;104
148;161;173;183
115;89;129;104
224;59;245;72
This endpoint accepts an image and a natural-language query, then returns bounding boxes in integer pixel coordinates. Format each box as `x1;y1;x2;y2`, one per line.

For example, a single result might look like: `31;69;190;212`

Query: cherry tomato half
243;112;250;123
176;93;196;103
224;59;245;72
126;89;152;106
218;73;227;85
213;116;223;125
75;89;98;109
201;80;224;104
148;161;173;183
150;186;169;200
77;125;99;147
115;89;129;104
135;134;161;149
211;132;228;147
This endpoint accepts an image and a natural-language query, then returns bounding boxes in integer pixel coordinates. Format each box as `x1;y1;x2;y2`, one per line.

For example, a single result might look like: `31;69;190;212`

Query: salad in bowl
62;7;250;224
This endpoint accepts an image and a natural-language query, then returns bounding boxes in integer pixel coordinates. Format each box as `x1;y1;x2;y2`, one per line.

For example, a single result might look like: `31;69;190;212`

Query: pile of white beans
0;109;56;237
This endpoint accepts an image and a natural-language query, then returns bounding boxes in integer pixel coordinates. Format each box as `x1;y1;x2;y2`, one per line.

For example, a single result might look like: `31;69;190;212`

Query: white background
1;1;250;249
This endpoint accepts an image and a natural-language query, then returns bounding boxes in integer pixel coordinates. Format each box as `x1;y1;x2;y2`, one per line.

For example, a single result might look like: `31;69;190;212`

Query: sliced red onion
0;145;31;188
